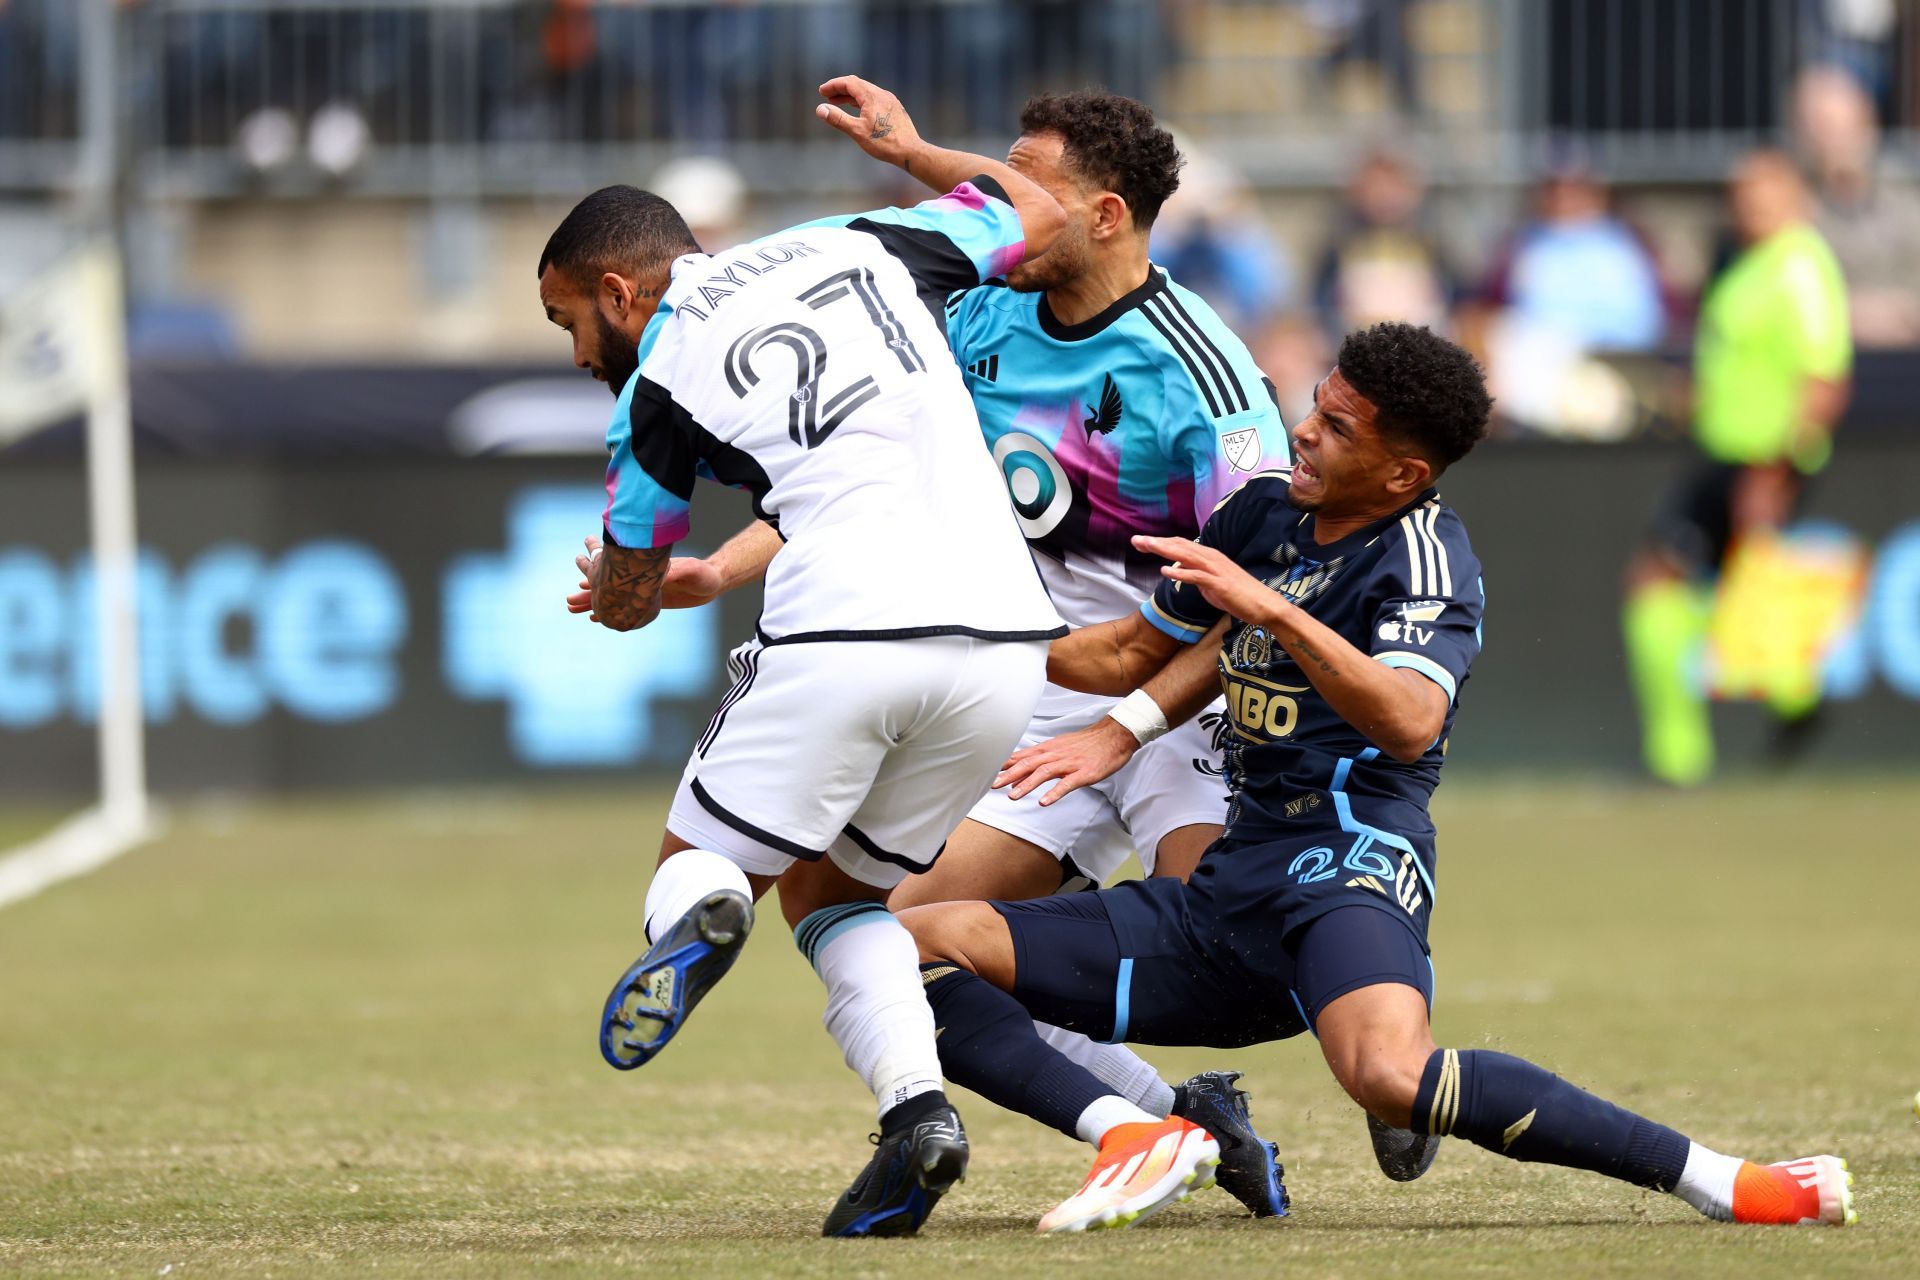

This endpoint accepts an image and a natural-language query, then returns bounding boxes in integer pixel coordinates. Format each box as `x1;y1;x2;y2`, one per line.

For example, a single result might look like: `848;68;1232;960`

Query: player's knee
897;902;977;967
1336;1049;1429;1124
897;902;1012;985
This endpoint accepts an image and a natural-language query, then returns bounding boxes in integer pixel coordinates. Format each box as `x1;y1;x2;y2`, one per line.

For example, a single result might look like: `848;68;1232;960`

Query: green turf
1;779;1915;1278
0;807;66;850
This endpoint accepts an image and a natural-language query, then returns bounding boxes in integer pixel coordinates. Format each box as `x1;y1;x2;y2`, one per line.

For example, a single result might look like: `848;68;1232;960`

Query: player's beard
595;308;640;397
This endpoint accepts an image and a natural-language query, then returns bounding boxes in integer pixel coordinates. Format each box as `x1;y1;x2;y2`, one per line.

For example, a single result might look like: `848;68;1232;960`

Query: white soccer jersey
601;179;1064;645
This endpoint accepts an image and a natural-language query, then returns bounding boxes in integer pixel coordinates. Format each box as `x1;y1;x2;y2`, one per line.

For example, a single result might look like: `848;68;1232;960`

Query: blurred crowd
5;1;1920;420
1164;59;1920;439
0;0;1179;150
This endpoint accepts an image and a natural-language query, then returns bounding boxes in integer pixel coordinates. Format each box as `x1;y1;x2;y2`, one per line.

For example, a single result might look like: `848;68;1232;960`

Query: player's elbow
1017;192;1068;263
1371;711;1444;764
1367;673;1449;762
1379;738;1428;766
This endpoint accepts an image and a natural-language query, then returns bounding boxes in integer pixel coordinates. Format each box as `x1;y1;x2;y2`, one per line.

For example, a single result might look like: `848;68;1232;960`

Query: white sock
643;848;751;944
1672;1141;1744;1221
1034;1023;1176;1117
1073;1093;1161;1146
804;904;945;1121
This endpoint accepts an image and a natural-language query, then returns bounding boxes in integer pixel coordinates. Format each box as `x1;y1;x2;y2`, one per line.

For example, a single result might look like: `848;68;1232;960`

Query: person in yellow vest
1623;150;1852;785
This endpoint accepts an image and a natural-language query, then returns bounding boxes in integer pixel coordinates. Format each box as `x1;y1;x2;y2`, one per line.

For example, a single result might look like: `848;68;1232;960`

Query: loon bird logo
1084;373;1123;437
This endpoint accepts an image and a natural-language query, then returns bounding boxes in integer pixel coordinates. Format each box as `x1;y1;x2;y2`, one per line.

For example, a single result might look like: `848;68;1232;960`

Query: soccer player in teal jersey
664;77;1314;1217
876;82;1301;1215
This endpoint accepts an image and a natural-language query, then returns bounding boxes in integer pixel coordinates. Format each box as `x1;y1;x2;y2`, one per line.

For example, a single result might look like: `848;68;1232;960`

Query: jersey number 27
723;267;925;450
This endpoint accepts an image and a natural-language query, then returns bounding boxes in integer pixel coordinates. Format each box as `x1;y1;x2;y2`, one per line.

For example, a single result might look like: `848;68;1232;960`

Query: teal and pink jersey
945;266;1289;632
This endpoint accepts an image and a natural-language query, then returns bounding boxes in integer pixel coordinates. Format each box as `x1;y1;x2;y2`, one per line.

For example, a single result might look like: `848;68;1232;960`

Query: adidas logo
1784;1160;1823;1189
967;354;999;382
1345;874;1387;896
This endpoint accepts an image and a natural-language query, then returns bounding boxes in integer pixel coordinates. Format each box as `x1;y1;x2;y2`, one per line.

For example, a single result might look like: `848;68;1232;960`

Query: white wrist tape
1108;689;1169;746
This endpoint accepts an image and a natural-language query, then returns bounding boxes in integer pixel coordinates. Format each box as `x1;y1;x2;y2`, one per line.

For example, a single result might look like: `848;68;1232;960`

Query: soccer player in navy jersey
897;323;1857;1233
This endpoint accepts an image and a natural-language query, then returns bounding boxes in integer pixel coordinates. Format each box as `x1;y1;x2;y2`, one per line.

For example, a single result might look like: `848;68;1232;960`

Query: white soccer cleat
1038;1117;1221;1234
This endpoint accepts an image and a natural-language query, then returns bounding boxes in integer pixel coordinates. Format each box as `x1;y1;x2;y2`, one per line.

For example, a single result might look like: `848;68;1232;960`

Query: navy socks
1412;1048;1691;1191
919;962;1109;1139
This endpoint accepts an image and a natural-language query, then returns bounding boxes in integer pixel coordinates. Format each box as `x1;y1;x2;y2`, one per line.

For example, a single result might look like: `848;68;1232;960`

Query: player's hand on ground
993;717;1139;806
1134;534;1280;623
815;76;922;169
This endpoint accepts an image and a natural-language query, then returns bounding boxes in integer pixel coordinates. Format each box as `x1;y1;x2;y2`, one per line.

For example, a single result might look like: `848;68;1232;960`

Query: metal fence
2;0;1916;197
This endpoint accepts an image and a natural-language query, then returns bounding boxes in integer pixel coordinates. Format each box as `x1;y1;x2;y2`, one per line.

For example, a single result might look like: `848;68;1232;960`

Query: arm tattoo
868;110;895;141
593;543;671;632
1285;635;1340;678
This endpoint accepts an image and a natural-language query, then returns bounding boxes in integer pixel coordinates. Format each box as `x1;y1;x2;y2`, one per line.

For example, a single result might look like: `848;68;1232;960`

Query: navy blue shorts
996;832;1434;1049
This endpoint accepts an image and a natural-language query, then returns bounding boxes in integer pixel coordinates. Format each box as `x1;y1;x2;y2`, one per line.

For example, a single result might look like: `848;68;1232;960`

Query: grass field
2;778;1917;1278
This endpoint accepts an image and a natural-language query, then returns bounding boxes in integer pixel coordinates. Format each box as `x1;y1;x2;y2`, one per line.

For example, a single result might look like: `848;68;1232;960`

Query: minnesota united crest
1084;373;1123;437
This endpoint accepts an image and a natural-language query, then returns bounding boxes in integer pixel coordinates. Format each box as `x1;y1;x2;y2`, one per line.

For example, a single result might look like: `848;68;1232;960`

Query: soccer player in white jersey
538;114;1068;1237
664;77;1429;1211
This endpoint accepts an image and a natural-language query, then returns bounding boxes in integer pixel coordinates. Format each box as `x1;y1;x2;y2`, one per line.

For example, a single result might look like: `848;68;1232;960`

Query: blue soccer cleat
598;889;753;1070
822;1103;970;1237
1172;1070;1289;1218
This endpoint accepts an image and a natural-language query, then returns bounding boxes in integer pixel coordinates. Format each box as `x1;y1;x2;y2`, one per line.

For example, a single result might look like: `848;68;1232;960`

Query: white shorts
667;635;1048;891
965;691;1232;887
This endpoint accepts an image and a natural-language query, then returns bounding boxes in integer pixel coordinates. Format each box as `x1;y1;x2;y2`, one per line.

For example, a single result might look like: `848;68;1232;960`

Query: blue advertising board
1;445;1916;796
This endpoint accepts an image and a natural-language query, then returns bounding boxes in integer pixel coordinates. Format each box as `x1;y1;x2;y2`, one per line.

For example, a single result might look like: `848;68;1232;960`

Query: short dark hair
538;185;701;283
1018;90;1183;229
1337;323;1492;473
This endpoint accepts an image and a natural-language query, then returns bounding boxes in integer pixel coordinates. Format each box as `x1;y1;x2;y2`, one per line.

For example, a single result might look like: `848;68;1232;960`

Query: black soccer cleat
1172;1070;1289;1218
822;1105;970;1238
597;889;753;1070
1367;1112;1441;1182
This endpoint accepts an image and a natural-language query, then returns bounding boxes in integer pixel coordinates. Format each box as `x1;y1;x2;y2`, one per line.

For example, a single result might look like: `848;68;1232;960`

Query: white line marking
0;806;160;911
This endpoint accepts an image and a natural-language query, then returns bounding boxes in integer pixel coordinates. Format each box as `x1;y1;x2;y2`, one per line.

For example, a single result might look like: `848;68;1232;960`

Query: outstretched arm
1137;534;1446;763
814;75;1065;265
568;521;780;616
997;619;1227;806
1044;611;1184;697
660;520;780;608
1144;620;1230;727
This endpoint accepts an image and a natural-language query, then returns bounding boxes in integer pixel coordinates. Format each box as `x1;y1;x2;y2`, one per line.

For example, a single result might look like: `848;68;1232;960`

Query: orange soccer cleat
1730;1155;1857;1226
1037;1116;1220;1234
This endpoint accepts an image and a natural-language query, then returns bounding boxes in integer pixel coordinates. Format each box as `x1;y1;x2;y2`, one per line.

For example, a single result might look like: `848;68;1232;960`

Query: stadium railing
3;0;1916;200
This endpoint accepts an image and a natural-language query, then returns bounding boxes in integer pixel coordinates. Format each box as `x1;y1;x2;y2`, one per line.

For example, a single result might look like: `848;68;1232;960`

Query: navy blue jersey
1142;470;1484;904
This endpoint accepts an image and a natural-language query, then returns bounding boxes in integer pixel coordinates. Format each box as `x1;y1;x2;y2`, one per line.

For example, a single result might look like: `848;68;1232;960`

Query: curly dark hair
1018;90;1183;229
1336;323;1493;473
